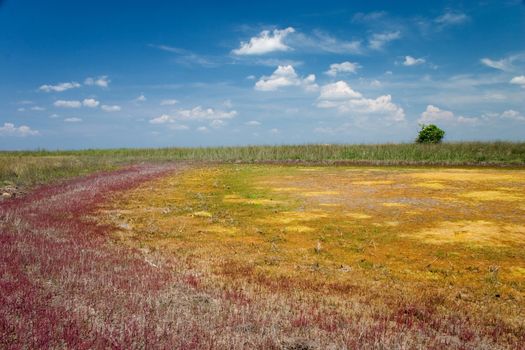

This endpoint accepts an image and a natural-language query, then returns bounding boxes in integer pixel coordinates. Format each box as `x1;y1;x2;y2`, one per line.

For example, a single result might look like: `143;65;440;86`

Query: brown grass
100;164;525;348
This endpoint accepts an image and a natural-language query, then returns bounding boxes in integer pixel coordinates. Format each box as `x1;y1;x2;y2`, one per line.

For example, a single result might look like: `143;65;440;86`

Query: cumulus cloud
150;106;237;124
325;61;360;76
479;53;525;72
418;105;478;124
435;11;469;26
39;82;81;92
403;56;425;66
64;117;82;123
233;27;295;55
369;31;401;50
318;81;362;102
245;120;261;126
101;105;121;112
54;100;82;108
316;81;405;122
197;126;209;132
255;65;318;92
418;105;455;124
0;122;39;136
510;75;525;87
160;99;179;106
84;76;110;88
500;109;525;121
82;98;100;108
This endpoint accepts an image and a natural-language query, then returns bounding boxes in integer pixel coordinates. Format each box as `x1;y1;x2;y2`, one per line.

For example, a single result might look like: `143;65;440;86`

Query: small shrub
416;124;445;144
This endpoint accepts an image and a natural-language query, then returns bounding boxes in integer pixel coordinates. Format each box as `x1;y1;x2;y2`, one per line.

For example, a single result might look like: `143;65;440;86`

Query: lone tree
416;124;445;144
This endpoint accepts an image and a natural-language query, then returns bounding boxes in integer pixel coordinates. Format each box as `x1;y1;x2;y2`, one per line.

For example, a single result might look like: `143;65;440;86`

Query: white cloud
325;61;360;77
134;94;146;102
418;105;479;125
318;81;362;101
294;30;362;54
39;82;81;93
64;117;82;123
210;119;226;128
84;75;110;88
403;56;425;66
233;27;295;55
418;105;455;124
510;75;525;87
160;99;179;106
101;105;121;112
82;98;100;108
500;109;525;121
169;124;189;131
270;128;280;134
369;31;401;50
150;114;171;124
255;65;318;92
49;114;60;119
149;106;237;124
435;12;469;26
245;120;261;126
481;58;511;71
197;126;209;132
0;122;39;136
54;100;82;108
28;106;45;111
317;81;405;122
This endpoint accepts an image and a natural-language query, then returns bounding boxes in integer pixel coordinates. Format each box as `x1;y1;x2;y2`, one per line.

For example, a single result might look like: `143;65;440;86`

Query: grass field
100;164;525;348
2;142;524;189
1;146;525;348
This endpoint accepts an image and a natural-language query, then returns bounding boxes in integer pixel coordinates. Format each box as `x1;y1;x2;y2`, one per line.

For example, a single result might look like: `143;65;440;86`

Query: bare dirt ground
2;163;524;349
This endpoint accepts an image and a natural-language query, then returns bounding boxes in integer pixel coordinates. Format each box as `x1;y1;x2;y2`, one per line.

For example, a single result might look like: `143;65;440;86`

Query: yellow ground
101;165;525;331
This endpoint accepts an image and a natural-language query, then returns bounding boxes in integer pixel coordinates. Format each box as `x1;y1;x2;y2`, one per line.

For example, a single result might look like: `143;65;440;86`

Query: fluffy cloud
245;120;261;126
39;82;81;92
418;105;455;124
84;76;110;87
403;56;425;66
500;109;525;121
255;65;318;92
369;31;401;50
64;117;82;123
435;11;469;26
160;99;179;106
317;81;405;122
0;122;39;136
318;81;362;102
325;61;360;76
54;100;82;108
150;106;237;124
233;27;295;55
510;75;525;87
418;105;478;124
101;105;121;112
82;98;100;108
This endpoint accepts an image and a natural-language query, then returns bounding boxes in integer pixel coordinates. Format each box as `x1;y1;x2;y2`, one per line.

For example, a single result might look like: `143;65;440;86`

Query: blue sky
1;0;524;150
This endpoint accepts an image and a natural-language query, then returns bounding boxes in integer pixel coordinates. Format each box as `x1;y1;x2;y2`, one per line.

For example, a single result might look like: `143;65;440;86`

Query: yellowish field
101;165;525;346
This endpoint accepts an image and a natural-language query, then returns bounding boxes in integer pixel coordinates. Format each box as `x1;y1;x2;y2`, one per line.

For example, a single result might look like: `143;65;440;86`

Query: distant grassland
1;142;524;187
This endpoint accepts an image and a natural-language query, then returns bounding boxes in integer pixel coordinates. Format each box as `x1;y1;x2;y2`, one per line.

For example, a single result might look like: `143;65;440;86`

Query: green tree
416;124;445;144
